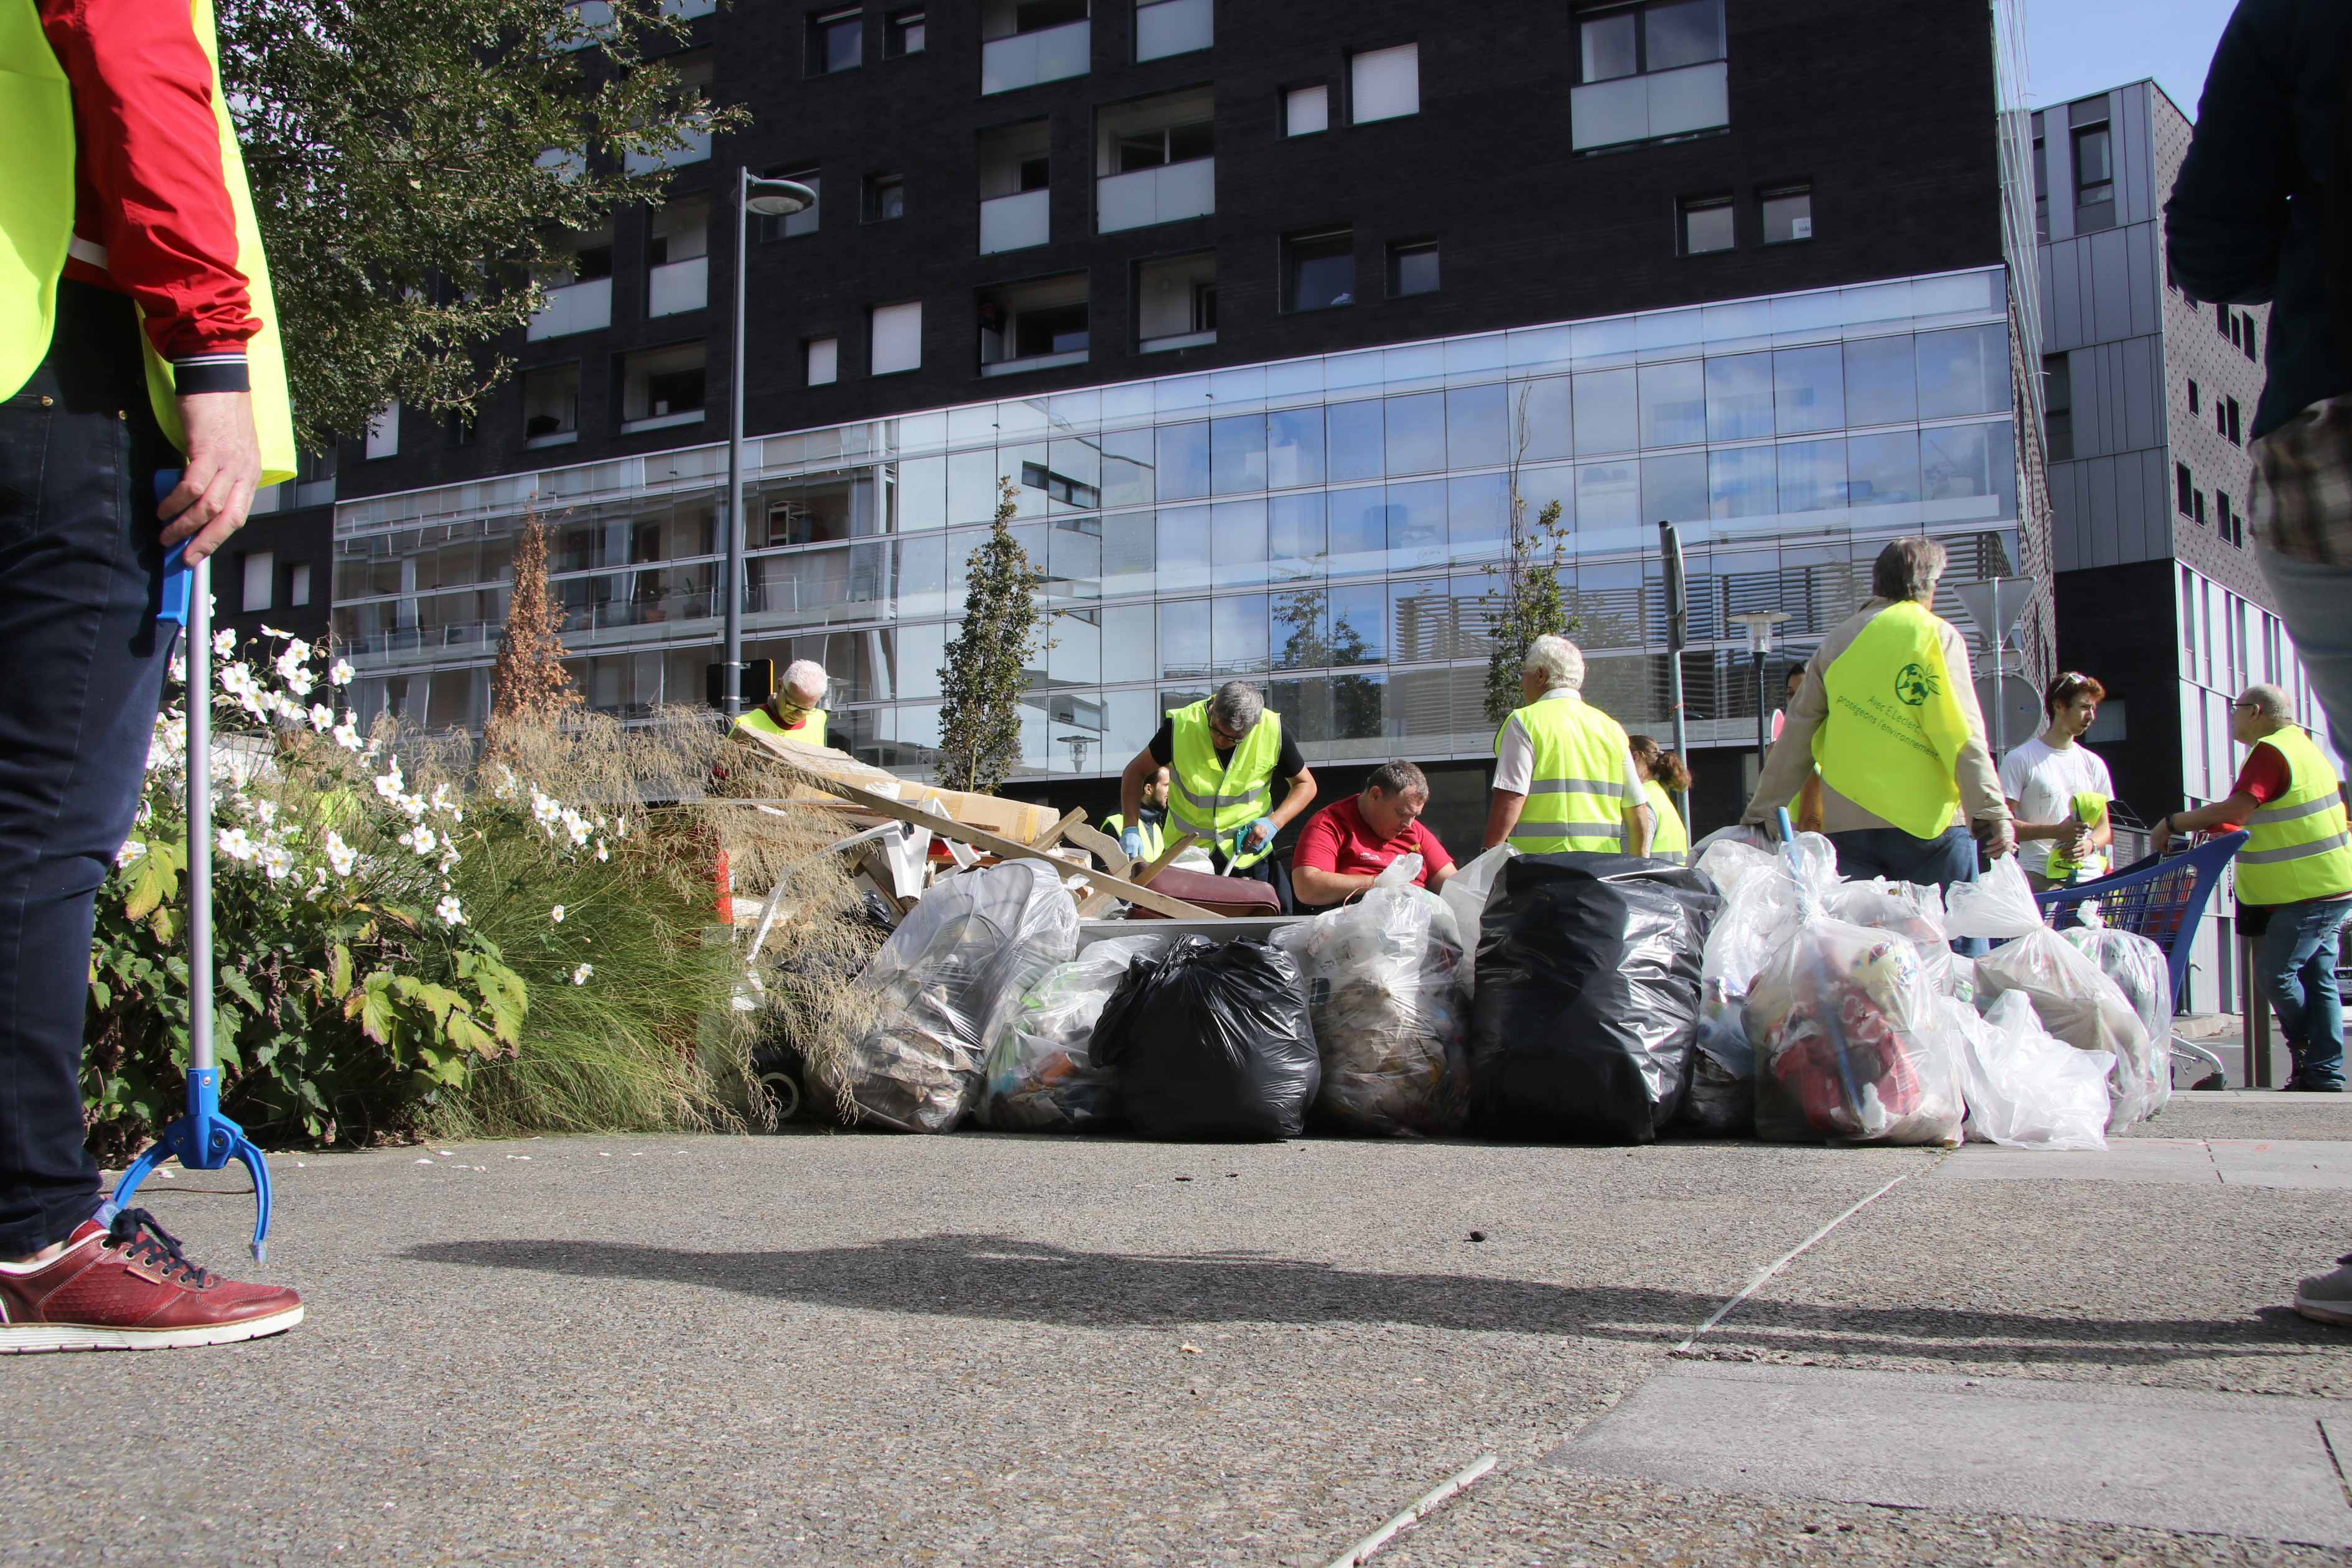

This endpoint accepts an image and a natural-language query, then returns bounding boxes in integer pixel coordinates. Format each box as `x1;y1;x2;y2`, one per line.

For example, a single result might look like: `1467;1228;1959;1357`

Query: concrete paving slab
1937;1139;2352;1189
1547;1361;2352;1547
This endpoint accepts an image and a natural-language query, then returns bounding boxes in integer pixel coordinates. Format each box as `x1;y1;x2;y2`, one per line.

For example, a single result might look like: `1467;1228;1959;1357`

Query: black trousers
0;280;177;1254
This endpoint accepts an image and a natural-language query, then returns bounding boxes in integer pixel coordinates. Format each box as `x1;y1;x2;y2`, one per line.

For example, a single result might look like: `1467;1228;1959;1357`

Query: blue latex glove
1120;826;1144;862
1239;816;1279;853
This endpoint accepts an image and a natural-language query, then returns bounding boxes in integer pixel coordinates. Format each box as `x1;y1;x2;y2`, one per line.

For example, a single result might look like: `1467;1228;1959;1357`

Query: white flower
332;715;363;752
281;666;315;698
212;628;235;658
259;623;289;639
217;826;256;862
251;798;278;826
323;830;357;877
309;703;335;731
114;840;147;868
373;760;405;800
259;842;294;880
434;894;465;925
530;789;562;833
168;653;187;684
401;824;437;857
219;663;258;701
594;841;609;862
329;658;354;686
427;783;461;819
571;963;594;986
558;808;591;847
549;904;566;923
399;792;428;821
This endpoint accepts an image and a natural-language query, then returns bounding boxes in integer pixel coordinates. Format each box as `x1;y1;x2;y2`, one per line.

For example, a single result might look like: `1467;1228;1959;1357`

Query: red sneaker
0;1209;302;1353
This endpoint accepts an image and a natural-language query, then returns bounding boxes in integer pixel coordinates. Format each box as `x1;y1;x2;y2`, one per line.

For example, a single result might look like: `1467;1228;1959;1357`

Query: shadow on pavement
404;1232;2339;1363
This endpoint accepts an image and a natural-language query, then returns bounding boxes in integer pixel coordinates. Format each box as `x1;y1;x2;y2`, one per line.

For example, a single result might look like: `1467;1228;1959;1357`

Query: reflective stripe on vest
1643;778;1690;864
1167;701;1283;869
2236;727;2352;905
734;706;828;747
1498;696;1631;854
0;0;297;484
1812;600;1972;840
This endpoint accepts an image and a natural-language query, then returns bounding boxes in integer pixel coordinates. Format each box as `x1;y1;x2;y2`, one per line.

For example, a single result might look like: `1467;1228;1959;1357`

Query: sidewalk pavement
7;1093;2352;1567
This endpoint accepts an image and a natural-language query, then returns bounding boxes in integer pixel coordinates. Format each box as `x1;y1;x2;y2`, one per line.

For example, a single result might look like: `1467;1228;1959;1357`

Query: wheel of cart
2032;828;2249;1089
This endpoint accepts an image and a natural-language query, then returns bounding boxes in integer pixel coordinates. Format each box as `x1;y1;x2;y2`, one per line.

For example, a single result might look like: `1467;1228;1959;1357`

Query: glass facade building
334;263;2027;780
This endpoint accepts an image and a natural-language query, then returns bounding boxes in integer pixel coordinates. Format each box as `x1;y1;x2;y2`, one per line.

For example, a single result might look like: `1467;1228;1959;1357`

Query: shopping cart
2033;829;2249;1087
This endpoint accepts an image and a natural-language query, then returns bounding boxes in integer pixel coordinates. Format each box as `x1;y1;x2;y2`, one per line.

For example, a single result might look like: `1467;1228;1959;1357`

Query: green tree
1483;497;1570;725
935;482;1043;795
219;0;747;444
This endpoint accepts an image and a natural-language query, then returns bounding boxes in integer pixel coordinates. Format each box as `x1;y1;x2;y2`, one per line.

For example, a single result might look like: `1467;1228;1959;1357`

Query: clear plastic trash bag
1680;999;1756;1136
2063;926;2173;1127
1974;926;2157;1131
1276;885;1469;1136
1949;991;2112;1151
1745;915;1964;1146
1699;831;1839;1004
1944;854;2045;941
1439;844;1516;996
1827;878;1954;996
979;933;1167;1132
823;859;1079;1132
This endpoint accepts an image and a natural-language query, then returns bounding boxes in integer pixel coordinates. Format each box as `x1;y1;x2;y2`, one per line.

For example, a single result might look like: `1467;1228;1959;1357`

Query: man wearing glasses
2154;684;2352;1092
734;658;831;747
1118;681;1317;908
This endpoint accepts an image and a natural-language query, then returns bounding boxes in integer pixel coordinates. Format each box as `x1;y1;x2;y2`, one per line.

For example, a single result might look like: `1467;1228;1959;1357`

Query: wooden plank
1032;806;1087;853
729;733;1221;920
1061;819;1129;877
1132;833;1202;888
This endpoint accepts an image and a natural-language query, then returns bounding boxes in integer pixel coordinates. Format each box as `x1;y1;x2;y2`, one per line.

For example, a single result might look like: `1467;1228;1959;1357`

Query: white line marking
1671;1160;1931;1355
1318;1454;1499;1568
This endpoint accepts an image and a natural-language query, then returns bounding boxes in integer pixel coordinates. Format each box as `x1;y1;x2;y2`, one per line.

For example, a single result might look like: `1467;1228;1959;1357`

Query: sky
2026;0;2236;116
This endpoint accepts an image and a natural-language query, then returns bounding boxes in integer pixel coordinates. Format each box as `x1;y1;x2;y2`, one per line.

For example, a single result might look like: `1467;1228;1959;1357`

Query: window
624;54;712;171
885;6;925;54
978;121;1051;252
1387;238;1438;297
1096;88;1216;231
241;551;275;613
1570;0;1726;150
865;172;905;221
981;0;1090;93
1136;251;1216;348
810;6;861;73
757;170;820;240
2194;488;2206;526
1022;459;1099;507
1350;43;1418;123
365;401;399;460
2224;395;2242;446
567;224;614;281
618;342;706;429
289;562;313;608
2239;310;2260;362
1284;83;1328;136
445;412;475;447
2071;123;2111;204
2187;377;2198;413
1285;230;1355;310
2031;114;2048;240
1679;195;1732;254
2177;460;2195;516
522;363;579;446
1760;185;1811;243
1136;0;1210;61
807;337;839;385
648;197;709;265
978;273;1088;371
870;300;922;374
2217;489;2243;547
2042;351;2073;462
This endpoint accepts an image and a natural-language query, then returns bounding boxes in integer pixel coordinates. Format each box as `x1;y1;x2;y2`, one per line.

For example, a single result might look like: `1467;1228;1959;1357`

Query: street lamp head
1729;610;1792;657
743;175;816;217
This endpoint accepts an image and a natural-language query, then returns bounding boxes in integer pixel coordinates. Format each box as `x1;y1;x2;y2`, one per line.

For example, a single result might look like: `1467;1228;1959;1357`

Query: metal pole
1659;520;1689;828
186;554;213;1075
722;164;749;718
1753;647;1770;778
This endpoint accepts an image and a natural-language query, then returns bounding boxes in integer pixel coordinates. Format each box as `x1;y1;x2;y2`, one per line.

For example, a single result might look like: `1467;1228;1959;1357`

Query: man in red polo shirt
1291;760;1457;908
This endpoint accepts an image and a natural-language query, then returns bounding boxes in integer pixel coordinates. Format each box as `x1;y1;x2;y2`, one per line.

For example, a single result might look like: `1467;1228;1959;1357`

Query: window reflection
1269;491;1325;578
1213;594;1268;673
1211;413;1267;493
1572;368;1638;454
1641;452;1707;523
1211;498;1267;587
1156;504;1211;590
1385;479;1447;568
1516;376;1574;462
1327;487;1388;574
1159;597;1211;678
1773;343;1845;434
1385;391;1446;474
1099;427;1156;507
1916;324;2010;419
1923;423;1991;500
1448;472;1510;554
1328;582;1385;664
1777;438;1847;512
1847;429;1920;504
1157;421;1210;499
1705;353;1775;442
1446;382;1510;469
1708;446;1776;519
1638;360;1706;447
1327;398;1384;481
1271;588;1327;669
1577;460;1640;531
1267;407;1325;488
1099;509;1155;592
1844;335;1917;427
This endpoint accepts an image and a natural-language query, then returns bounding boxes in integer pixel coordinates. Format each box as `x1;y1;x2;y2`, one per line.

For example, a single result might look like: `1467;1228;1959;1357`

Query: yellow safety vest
1102;812;1165;863
734;706;828;747
2045;790;2110;883
0;0;296;483
1167;701;1283;869
1643;778;1689;864
1498;694;1632;854
1813;600;1972;840
2236;727;2352;906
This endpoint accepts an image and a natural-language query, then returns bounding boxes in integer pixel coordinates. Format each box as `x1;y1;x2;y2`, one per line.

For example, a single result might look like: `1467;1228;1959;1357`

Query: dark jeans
2252;897;2351;1088
0;280;177;1254
1828;824;1986;957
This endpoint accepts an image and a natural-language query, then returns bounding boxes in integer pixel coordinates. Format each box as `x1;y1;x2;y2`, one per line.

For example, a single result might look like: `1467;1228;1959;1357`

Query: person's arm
1743;660;1829;824
2005;797;2071;841
1485;714;1532;849
1286;806;1361;905
1256;765;1317;847
2152;742;2284;852
1117;747;1156;852
2162;0;2297;307
1624;801;1652;857
1483;791;1524;851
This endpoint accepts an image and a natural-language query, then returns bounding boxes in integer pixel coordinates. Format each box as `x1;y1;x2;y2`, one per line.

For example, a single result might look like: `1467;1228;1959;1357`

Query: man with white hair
2154;682;2352;1091
1483;634;1650;854
1119;680;1317;900
734;658;831;747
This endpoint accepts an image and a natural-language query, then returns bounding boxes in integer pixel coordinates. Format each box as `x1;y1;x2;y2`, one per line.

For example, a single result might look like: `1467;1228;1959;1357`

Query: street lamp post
721;168;817;719
1730;610;1791;780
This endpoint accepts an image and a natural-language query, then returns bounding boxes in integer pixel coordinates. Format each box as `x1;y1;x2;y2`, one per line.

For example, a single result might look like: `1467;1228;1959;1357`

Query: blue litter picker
101;477;276;1263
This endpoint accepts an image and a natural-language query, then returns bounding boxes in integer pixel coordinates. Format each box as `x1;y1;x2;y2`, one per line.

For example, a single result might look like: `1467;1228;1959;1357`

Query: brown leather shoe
0;1209;302;1353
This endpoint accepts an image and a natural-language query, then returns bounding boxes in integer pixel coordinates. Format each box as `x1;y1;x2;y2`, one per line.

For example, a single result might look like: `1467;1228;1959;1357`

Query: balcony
982;19;1088;93
528;277;612;340
1135;0;1210;60
648;256;707;316
1096;157;1213;233
978;189;1050;254
1569;60;1727;151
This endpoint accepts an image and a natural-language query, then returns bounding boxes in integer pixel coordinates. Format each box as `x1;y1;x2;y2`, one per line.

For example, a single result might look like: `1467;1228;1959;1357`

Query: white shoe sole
2294;1296;2352;1328
0;1304;302;1353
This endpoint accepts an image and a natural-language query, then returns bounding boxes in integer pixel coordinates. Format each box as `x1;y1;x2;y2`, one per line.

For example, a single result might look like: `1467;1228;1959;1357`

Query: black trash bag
1091;936;1320;1141
1468;852;1722;1144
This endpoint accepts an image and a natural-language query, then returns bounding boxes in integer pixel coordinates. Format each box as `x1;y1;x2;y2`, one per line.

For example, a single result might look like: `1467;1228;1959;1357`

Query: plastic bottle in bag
979;933;1167;1132
1276;886;1468;1136
1745;916;1964;1146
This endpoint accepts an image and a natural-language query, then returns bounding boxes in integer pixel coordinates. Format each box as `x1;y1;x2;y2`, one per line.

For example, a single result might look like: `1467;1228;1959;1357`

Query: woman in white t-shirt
1999;672;2116;890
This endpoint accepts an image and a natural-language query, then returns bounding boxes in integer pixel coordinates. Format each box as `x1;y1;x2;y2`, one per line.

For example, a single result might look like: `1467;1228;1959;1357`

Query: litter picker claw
102;475;276;1264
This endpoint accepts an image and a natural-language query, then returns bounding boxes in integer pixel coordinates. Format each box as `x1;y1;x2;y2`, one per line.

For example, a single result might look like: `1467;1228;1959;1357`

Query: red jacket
40;0;258;391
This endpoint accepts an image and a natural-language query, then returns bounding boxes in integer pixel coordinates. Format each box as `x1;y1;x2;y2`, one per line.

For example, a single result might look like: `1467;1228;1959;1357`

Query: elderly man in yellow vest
1483;635;1651;856
1742;538;2014;935
1118;681;1317;907
733;658;830;748
2154;683;2352;1091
